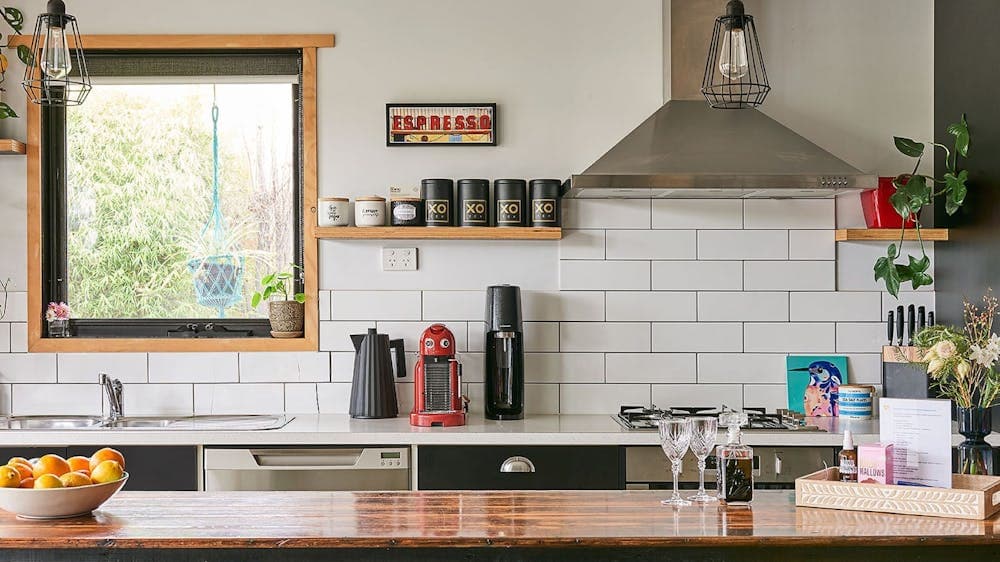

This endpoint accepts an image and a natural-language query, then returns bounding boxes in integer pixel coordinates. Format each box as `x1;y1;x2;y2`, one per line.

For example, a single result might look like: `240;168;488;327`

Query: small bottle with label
839;430;858;482
716;411;753;505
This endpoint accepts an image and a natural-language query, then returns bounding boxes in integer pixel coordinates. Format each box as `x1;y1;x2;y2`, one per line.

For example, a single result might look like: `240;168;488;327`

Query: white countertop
0;414;989;447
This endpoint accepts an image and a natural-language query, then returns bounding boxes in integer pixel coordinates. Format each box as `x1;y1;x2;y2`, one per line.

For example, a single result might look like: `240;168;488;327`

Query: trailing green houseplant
875;115;971;297
0;6;30;119
252;265;306;336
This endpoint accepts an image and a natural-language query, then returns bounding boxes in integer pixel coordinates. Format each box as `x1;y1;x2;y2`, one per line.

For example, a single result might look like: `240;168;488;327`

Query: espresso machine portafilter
484;285;524;420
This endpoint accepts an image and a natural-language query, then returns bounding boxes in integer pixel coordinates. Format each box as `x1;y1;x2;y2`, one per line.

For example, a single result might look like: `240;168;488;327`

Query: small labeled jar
354;196;386;227
529;179;562;227
421;178;454;226
457;179;490;226
390;197;423;226
317;197;350;227
494;179;527;227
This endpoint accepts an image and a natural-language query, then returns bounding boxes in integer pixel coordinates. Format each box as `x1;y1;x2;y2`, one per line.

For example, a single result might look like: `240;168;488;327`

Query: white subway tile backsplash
652;323;742;352
845;353;882;384
560;384;649;414
316;383;352;414
522;291;605;321
148;353;238;383
12;384;101;416
605;353;697;383
377;321;468;353
3;293;27;323
57;353;147;383
742;384;787;411
652;200;743;229
525;353;604;383
194;383;284;415
652;261;743;291
652;384;743;410
284;383;319;414
559;230;606;260
0;324;9;353
790;292;882;322
560;261;650;291
560;322;651;353
606;292;697;322
836;322;888;353
880;292;936;317
744;261;835;291
330;291;422;321
838;242;935;292
789;230;835;260
563;199;650;229
118;384;193;416
319;290;331;321
9;323;26;353
239;352;331;383
457;352;484;383
697;292;788;322
744;323;835;353
422;291;483;321
0;354;57;383
331;352;355;382
698;230;788;260
524;323;560;352
744;200;834;230
697;353;788;384
319;321;375;352
605;230;696;260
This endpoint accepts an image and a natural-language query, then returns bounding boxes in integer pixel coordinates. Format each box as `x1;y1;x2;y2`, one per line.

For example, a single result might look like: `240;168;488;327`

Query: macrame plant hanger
187;85;245;318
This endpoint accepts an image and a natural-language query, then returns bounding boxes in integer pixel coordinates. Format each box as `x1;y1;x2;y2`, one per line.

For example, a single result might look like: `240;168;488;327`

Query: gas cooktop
613;406;823;432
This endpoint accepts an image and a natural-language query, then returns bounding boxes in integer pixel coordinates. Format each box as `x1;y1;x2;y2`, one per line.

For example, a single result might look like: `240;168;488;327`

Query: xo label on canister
425;200;450;225
532;199;557;224
462;200;488;224
496;200;522;225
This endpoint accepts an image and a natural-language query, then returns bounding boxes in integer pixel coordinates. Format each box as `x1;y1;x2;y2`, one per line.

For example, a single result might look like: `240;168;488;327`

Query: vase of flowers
45;302;71;338
913;291;1000;475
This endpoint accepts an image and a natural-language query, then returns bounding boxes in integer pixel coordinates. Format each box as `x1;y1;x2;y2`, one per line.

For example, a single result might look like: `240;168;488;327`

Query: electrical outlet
382;247;418;271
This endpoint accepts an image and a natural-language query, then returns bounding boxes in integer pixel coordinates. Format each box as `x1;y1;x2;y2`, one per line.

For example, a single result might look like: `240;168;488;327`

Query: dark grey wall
934;0;1000;324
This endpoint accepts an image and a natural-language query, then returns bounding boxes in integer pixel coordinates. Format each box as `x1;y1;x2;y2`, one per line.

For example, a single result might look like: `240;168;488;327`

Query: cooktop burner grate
613;405;819;432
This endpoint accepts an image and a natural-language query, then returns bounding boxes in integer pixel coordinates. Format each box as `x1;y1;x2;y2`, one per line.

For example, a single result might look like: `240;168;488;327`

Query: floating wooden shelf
835;229;950;242
315;226;562;240
0;139;26;155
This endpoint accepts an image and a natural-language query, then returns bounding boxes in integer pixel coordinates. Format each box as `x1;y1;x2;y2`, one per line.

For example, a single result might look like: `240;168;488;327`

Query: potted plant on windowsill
251;265;306;338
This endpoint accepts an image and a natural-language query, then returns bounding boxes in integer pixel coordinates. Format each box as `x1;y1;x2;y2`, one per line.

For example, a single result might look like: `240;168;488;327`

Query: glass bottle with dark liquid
716;411;753;505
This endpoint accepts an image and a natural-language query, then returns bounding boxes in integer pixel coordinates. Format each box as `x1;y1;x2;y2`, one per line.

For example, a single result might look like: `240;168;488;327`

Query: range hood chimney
568;0;875;199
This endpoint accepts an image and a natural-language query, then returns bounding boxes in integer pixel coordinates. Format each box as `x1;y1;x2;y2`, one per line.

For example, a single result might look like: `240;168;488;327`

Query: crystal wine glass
686;416;719;503
658;418;693;506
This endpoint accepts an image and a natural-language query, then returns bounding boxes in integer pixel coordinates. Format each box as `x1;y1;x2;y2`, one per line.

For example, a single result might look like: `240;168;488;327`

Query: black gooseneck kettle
349;328;406;419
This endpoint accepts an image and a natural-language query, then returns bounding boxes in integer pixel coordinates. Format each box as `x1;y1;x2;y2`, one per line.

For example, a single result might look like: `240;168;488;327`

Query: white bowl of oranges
0;448;128;519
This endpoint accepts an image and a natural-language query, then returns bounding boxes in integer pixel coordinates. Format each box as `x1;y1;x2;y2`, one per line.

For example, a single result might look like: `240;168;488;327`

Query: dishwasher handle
204;448;409;471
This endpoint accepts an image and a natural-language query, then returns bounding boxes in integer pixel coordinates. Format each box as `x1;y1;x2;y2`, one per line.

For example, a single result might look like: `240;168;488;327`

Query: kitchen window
24;36;329;352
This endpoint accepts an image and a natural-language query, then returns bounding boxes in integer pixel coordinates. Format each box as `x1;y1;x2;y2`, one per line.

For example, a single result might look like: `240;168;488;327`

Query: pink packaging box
857;442;894;485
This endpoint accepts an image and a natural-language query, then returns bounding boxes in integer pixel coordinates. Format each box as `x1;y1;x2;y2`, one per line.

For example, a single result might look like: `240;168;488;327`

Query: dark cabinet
417;445;621;490
66;446;198;491
0;447;59;463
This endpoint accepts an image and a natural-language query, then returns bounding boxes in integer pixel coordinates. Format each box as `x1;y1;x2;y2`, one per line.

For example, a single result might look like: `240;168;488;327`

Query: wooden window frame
19;34;334;352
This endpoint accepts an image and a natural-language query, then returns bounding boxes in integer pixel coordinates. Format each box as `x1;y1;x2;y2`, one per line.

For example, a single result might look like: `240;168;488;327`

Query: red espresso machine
411;324;467;427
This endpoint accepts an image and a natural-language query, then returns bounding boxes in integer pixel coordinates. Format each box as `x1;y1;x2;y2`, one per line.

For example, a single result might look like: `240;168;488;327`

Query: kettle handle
389;338;406;378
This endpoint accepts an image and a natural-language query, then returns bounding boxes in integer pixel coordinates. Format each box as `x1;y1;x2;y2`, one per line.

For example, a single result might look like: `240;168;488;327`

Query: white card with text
879;398;952;488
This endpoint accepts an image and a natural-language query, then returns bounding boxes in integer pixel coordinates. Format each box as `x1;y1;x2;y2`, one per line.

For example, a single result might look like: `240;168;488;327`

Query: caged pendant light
701;0;769;109
21;0;91;107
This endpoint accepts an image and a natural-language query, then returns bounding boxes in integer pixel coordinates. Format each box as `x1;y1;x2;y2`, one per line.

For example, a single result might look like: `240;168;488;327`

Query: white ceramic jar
354;196;387;227
317;197;350;227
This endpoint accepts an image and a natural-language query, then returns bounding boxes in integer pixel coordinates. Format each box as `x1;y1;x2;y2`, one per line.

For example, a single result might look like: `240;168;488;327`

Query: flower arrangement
45;301;71;322
912;291;1000;409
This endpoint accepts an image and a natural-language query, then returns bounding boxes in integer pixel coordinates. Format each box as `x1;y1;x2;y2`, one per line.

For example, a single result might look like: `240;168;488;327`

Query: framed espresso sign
386;103;497;146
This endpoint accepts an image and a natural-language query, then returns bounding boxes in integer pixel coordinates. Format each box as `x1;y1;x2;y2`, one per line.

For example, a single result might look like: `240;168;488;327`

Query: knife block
881;346;932;399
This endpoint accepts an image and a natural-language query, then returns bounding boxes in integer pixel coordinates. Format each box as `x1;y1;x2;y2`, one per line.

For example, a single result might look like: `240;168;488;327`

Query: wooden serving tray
795;467;1000;520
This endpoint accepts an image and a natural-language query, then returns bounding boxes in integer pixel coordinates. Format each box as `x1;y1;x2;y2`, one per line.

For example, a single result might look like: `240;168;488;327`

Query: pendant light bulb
718;28;749;80
41;21;72;79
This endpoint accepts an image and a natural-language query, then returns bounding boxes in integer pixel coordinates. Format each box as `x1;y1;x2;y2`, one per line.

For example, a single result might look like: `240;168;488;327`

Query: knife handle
896;305;905;346
917;306;926;333
928;311;935;327
907;304;916;345
887;310;895;344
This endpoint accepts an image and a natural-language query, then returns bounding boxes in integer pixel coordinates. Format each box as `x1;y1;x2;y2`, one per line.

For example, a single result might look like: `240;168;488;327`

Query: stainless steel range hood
568;1;876;199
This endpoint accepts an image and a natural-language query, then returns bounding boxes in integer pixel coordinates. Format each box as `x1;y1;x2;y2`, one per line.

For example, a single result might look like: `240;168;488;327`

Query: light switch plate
382;247;418;271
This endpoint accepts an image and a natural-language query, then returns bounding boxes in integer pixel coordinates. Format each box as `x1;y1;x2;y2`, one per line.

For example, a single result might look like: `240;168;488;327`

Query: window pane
66;83;295;319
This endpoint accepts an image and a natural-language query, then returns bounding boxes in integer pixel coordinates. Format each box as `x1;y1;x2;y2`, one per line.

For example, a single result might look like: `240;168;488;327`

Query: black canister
529;179;562;227
421;178;454;226
390;198;423;226
494;179;527;227
457;179;490;226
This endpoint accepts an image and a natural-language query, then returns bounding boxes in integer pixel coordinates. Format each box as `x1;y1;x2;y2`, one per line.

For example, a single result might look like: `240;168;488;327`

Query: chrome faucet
100;373;124;421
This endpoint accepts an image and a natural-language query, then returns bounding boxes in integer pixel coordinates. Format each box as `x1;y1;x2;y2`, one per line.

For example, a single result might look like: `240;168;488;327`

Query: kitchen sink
0;415;107;430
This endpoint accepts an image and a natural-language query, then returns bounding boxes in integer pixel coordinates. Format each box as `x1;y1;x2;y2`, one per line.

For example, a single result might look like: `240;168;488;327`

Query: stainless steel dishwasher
204;447;410;491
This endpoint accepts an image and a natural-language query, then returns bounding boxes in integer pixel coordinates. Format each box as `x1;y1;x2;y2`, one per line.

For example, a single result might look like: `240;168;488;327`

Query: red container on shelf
860;176;917;229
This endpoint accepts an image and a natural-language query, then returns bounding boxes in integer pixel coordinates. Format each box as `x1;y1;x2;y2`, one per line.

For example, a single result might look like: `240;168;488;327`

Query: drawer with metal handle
417;445;619;490
204;446;410;491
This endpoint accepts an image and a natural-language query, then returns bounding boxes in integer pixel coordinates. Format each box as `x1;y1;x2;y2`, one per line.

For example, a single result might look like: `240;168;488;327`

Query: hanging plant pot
860;177;919;229
188;255;245;316
269;301;304;337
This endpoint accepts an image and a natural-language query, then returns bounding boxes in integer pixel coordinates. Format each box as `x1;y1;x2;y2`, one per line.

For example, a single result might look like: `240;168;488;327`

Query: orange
18;477;33;489
32;454;71;479
8;461;32;481
0;466;20;488
33;474;63;489
7;457;29;467
67;456;90;473
90;460;124;484
89;448;125;472
59;472;92;488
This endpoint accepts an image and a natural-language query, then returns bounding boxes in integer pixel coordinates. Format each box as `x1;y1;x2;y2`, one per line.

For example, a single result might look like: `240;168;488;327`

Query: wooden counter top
1;490;998;550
